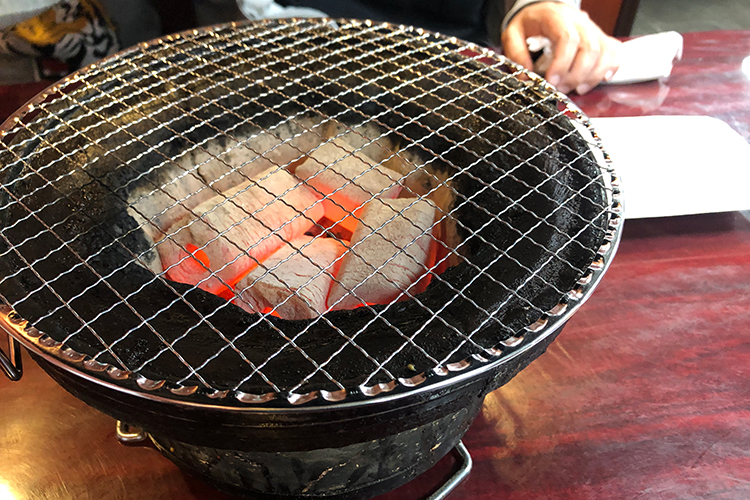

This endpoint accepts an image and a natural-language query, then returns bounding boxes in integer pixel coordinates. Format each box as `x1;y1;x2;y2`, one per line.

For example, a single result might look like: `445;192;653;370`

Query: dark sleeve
277;0;492;44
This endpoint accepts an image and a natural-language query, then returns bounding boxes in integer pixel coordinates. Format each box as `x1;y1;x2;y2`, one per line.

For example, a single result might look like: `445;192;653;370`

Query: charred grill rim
0;19;621;408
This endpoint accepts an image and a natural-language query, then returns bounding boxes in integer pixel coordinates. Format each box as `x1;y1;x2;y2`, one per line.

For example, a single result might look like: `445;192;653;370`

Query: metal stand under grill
115;419;473;500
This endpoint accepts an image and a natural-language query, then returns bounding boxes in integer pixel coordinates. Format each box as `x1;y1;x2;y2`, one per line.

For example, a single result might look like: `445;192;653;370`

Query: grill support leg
426;441;473;500
115;421;149;445
0;332;22;381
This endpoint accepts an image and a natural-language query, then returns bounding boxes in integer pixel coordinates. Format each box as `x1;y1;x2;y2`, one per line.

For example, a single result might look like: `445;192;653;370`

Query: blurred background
0;0;749;85
632;0;750;35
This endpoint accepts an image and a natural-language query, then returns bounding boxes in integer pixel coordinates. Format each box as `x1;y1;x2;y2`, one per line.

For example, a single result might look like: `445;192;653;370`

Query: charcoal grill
0;18;621;500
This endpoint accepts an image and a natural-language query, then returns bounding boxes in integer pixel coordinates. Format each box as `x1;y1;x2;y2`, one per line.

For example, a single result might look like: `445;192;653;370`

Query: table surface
1;30;750;500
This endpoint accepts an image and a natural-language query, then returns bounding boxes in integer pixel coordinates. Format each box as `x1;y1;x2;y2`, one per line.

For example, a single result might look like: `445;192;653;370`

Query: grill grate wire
0;19;619;405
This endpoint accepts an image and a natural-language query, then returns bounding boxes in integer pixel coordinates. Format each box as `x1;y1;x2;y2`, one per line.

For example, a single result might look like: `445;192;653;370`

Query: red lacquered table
1;30;749;500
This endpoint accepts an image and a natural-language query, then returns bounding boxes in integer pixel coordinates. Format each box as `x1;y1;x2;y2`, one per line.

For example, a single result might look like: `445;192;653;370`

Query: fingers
503;3;622;94
563;28;603;93
501;21;534;71
575;37;621;94
542;21;581;89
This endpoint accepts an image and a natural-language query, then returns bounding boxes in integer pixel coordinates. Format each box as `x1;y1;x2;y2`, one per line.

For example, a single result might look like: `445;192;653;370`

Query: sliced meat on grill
327;198;438;310
295;138;402;234
157;166;325;296
234;236;347;319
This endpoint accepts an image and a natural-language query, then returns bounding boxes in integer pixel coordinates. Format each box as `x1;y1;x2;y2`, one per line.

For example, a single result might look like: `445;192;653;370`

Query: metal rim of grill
0;18;622;408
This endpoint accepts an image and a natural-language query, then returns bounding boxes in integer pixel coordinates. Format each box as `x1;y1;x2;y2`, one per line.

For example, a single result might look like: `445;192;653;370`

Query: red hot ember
150;130;444;320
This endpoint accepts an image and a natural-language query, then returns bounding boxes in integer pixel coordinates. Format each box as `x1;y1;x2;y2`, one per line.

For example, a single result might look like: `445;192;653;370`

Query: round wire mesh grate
0;18;621;406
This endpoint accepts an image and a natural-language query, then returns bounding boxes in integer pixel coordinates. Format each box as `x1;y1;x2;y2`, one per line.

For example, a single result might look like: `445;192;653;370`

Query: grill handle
0;331;22;381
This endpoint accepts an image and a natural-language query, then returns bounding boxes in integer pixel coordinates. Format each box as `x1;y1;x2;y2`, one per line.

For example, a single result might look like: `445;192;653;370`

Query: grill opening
133;118;457;321
0;18;617;406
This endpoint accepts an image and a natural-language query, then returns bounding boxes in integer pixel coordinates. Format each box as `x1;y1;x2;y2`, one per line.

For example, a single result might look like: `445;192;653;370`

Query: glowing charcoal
296;138;402;233
235;236;346;319
158;167;324;295
193;129;321;194
327;198;437;310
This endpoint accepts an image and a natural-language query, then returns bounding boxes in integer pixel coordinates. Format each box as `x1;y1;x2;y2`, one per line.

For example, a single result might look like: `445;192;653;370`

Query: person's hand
501;2;622;95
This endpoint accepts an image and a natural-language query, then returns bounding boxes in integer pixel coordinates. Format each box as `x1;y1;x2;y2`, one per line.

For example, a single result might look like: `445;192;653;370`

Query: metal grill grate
0;19;620;406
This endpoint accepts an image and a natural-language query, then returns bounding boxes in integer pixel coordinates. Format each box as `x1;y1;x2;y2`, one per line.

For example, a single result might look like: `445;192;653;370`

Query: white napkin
237;0;327;20
607;31;683;84
530;31;683;85
590;115;750;219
